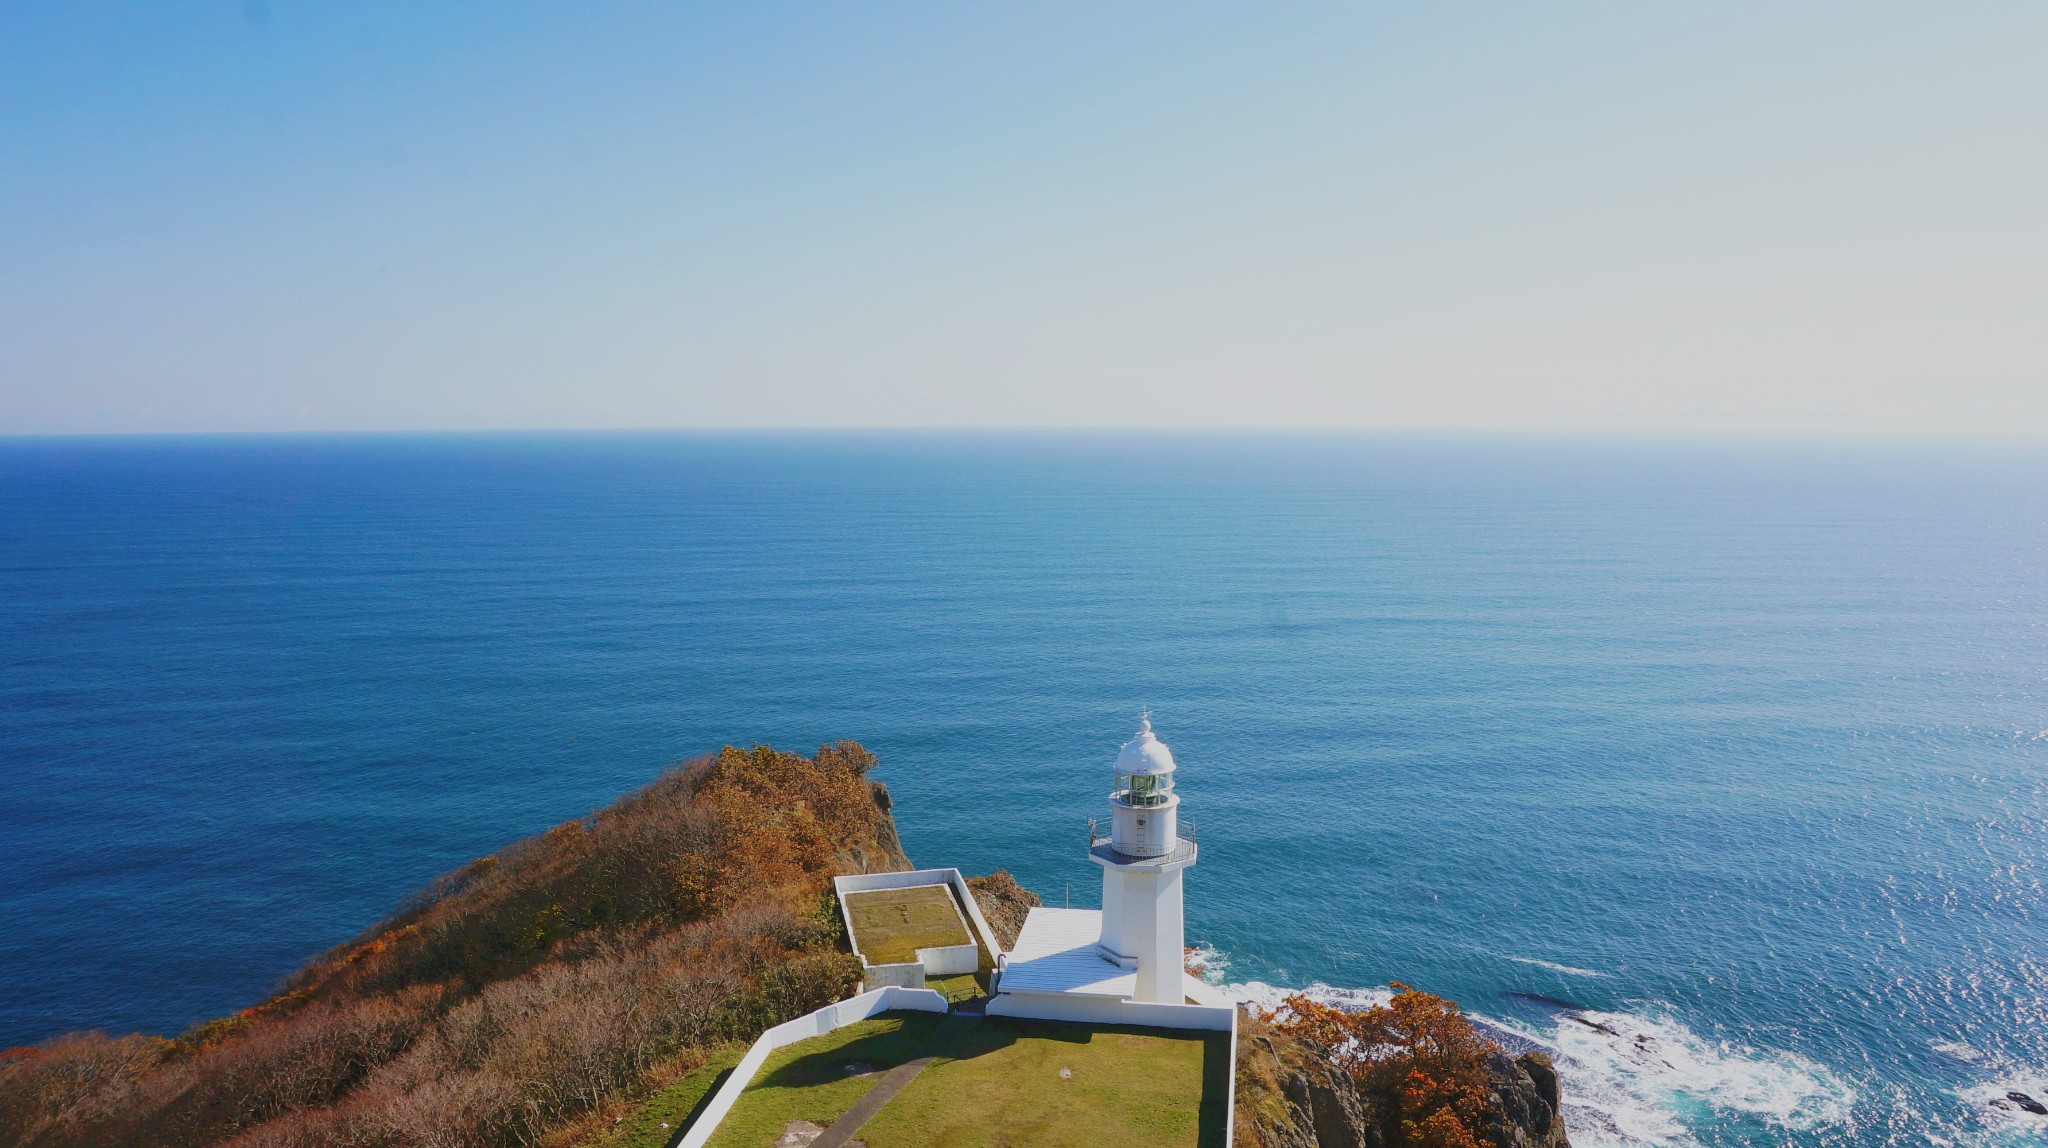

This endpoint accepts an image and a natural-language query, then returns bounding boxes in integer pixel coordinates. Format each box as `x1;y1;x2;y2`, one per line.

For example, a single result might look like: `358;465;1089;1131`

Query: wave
1212;975;1855;1147
1186;941;1231;986
1932;1040;1989;1066
1219;978;1393;1015
1937;1040;2048;1145
1526;1007;1856;1147
1507;955;1611;978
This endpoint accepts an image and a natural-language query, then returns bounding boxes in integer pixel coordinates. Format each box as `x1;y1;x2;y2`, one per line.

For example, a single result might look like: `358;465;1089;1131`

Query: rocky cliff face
1236;1015;1571;1148
835;779;914;875
964;869;1042;949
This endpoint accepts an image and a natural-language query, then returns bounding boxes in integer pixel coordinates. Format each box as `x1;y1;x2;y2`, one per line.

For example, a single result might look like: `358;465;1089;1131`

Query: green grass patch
842;885;972;965
594;1044;747;1148
704;1011;1227;1148
702;1016;929;1148
926;973;984;1005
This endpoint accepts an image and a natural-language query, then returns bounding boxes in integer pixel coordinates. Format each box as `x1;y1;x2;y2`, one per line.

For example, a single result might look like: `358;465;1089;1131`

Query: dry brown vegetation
962;870;1040;950
0;741;905;1148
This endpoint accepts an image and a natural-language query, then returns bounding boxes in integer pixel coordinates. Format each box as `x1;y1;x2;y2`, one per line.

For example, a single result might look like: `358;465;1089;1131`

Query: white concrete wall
1135;867;1185;1004
1111;793;1179;857
985;989;1235;1032
862;961;926;990
1098;867;1130;960
832;868;1007;962
674;986;948;1148
914;942;979;977
1225;1000;1239;1146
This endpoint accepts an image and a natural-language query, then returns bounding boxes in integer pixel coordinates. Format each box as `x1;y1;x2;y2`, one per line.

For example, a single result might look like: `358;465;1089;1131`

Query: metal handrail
1087;816;1195;849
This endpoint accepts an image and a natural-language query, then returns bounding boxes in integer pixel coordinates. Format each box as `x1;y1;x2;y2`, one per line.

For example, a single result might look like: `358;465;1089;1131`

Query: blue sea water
2;433;2045;1147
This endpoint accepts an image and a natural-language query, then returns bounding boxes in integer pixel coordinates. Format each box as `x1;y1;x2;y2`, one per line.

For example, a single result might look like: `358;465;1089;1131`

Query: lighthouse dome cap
1115;715;1177;775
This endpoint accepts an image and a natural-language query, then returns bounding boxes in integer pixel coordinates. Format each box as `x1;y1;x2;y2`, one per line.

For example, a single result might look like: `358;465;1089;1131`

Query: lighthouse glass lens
1119;772;1166;805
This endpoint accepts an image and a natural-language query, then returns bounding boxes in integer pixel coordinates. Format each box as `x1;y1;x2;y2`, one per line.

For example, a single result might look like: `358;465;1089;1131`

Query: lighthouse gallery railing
1088;816;1195;851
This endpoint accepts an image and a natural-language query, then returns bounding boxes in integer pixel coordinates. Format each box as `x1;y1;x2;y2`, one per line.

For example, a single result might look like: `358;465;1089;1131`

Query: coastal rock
1521;1050;1563;1116
1237;1016;1570;1148
837;780;914;874
2007;1091;2047;1115
1485;1051;1571;1148
1281;1059;1384;1148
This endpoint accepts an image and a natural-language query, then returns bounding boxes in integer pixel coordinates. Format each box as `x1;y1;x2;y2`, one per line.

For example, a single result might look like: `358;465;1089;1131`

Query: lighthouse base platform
989;906;1233;1030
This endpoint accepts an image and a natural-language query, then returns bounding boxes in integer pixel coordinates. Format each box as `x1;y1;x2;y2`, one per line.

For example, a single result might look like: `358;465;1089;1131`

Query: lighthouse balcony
1086;816;1197;867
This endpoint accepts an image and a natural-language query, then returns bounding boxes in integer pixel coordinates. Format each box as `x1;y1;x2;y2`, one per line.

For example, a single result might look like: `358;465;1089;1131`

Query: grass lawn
704;1012;1228;1148
592;1044;747;1148
842;885;973;965
926;972;985;1005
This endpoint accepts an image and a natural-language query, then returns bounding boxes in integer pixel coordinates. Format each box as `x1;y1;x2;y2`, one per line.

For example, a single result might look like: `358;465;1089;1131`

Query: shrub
1267;983;1499;1148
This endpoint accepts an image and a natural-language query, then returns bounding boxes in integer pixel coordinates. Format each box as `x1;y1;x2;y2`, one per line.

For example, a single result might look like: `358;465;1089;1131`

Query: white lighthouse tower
990;712;1226;1021
1091;714;1197;1004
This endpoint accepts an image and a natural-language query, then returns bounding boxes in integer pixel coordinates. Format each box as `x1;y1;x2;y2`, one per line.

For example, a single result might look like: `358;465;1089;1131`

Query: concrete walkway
811;1057;934;1148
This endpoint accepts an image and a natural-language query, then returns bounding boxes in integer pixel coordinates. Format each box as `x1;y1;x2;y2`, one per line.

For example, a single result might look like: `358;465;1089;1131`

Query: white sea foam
1944;1047;2048;1145
1507;955;1611;978
1217;978;1394;1015
1954;1079;2048;1146
1186;941;1230;986
1932;1040;1988;1065
1507;1007;1857;1147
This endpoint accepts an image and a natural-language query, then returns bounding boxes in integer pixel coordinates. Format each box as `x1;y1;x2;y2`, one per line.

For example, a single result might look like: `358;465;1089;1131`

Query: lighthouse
990;713;1225;1021
1091;715;1197;1004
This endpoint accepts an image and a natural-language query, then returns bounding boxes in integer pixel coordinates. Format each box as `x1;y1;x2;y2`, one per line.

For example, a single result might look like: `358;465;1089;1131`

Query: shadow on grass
667;1064;737;1148
753;1013;1026;1091
1198;1029;1232;1148
748;1011;1232;1146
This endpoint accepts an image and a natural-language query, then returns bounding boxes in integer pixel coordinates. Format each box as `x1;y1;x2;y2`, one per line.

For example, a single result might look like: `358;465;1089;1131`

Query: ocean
2;433;2043;1147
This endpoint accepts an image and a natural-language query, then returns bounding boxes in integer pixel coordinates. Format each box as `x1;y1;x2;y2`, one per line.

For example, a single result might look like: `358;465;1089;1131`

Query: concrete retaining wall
914;942;979;977
675;980;1238;1148
833;868;1007;961
861;961;926;990
985;990;1236;1031
674;986;949;1148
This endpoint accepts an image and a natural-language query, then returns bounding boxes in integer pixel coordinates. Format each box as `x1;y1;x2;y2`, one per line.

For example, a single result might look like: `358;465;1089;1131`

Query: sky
2;3;2044;435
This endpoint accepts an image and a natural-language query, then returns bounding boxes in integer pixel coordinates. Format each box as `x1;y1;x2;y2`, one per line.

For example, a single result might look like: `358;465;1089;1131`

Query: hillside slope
0;741;908;1148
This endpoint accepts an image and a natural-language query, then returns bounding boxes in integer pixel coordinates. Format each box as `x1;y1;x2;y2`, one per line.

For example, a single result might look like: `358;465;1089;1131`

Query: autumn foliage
1266;984;1501;1148
0;741;897;1148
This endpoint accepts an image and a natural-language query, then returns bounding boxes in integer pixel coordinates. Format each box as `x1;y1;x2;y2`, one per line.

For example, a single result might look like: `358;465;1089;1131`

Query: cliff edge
1235;1000;1571;1148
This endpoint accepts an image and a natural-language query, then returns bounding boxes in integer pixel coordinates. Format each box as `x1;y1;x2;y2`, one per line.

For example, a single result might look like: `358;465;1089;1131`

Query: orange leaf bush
1266;983;1499;1148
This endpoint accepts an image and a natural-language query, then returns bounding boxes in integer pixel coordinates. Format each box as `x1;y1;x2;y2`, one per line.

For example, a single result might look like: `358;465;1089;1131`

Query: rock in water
2007;1091;2047;1115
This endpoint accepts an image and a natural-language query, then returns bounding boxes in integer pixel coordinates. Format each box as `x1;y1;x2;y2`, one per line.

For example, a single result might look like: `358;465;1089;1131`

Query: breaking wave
1524;1007;1855;1147
1939;1041;2048;1146
1507;955;1611;978
1221;978;1394;1015
1186;941;1231;986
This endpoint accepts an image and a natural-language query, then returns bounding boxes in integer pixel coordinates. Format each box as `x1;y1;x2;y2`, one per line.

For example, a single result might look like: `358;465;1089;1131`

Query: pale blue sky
3;3;2043;434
